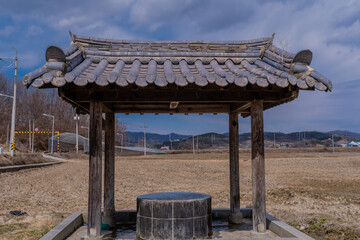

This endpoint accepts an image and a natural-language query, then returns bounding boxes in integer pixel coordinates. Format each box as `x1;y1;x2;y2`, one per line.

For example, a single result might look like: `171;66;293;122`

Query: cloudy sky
0;0;359;134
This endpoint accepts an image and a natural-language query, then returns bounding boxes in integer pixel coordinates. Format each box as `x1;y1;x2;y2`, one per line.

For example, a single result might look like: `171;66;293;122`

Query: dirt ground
0;148;359;239
0;153;50;167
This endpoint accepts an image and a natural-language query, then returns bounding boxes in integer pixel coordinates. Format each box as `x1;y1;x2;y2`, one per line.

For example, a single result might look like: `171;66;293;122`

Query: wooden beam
231;102;252;113
103;112;115;227
241;90;298;118
102;103;113;113
228;108;242;224
73;104;236;114
169;101;179;109
88;100;103;237
59;85;298;116
110;104;230;114
60;85;292;103
251;99;266;233
58;88;89;114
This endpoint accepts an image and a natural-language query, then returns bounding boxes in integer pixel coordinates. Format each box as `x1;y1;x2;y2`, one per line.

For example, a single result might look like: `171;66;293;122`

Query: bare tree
276;35;289;65
0;74;125;151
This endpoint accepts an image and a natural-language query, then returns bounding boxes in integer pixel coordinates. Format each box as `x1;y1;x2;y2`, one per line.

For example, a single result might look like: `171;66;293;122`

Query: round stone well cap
137;192;212;239
137;192;211;201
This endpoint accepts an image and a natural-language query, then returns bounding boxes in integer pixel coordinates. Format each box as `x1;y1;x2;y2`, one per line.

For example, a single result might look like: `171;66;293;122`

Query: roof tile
23;33;332;92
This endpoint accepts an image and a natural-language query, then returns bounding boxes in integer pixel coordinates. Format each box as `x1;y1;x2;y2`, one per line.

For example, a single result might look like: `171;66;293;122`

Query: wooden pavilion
24;32;332;239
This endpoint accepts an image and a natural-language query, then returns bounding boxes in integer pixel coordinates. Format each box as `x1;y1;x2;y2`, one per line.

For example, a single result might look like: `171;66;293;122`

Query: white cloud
97;26;136;40
57;16;88;28
27;25;43;35
1;0;360;132
19;51;42;68
0;26;15;36
129;0;193;31
156;0;360;83
1;0;358;82
327;19;360;47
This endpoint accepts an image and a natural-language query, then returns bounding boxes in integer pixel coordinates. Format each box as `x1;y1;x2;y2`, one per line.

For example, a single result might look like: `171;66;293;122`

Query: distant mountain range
326;130;360;140
125;130;360;148
125;131;190;145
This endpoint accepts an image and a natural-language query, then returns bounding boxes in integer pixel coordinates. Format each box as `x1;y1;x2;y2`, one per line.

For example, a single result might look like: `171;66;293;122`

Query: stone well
136;192;212;239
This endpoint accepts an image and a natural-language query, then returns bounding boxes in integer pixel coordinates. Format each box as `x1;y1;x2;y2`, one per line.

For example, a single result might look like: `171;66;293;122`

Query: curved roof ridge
70;31;274;46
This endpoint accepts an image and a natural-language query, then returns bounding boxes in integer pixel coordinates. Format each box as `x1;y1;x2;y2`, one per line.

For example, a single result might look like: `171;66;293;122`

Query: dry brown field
0;148;359;239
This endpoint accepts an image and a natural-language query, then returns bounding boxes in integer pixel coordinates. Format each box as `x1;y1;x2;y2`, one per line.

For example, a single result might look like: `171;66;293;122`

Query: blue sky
0;0;359;134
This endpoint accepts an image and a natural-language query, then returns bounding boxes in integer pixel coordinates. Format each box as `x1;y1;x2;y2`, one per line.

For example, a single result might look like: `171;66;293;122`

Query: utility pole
116;133;124;152
304;132;306;147
81;126;89;153
10;50;17;157
345;131;348;145
196;135;199;152
1;90;16;155
273;132;276;148
332;134;334;153
144;125;147;156
32;120;35;153
74;114;80;153
29;120;31;151
192;135;195;154
43;113;55;154
169;133;172;150
6;124;9;150
0;48;17;156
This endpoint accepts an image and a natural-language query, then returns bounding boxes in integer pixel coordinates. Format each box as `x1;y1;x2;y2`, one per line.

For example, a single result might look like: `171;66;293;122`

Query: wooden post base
102;212;115;228
228;212;243;224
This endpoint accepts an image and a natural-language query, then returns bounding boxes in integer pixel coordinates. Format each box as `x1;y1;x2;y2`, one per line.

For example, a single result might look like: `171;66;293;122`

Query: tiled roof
23;32;332;92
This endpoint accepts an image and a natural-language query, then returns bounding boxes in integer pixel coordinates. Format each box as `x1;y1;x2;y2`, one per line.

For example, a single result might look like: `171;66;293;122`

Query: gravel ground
0;149;359;239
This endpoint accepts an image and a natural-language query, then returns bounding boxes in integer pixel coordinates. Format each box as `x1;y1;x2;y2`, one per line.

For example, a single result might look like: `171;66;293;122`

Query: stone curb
0;161;62;173
40;212;83;240
41;209;315;240
0;153;67;173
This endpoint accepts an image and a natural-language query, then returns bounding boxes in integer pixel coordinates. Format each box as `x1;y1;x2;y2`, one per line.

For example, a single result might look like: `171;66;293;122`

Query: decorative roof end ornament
293;49;312;65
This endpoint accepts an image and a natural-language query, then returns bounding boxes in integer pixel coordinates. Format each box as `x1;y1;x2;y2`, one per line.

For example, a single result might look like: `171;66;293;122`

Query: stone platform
44;209;314;240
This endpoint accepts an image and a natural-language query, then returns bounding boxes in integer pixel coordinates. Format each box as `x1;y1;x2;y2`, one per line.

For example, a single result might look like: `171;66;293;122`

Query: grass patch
0;223;55;240
13;224;55;240
304;217;360;240
288;217;360;240
0;223;29;236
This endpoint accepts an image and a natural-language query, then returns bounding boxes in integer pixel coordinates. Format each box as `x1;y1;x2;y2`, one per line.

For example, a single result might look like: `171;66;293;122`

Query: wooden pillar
104;112;115;226
88;100;103;237
228;109;242;224
251;99;266;233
